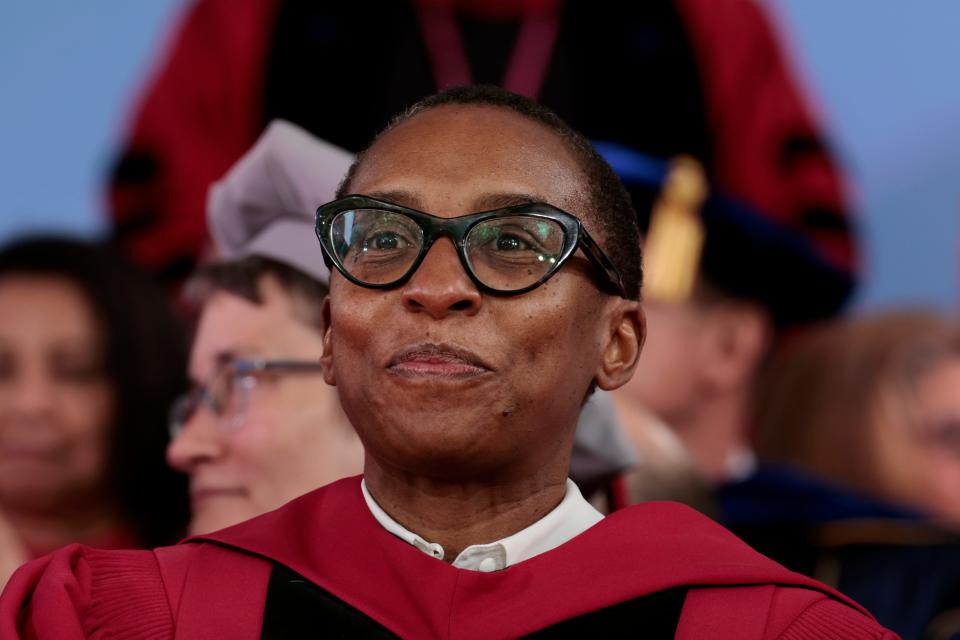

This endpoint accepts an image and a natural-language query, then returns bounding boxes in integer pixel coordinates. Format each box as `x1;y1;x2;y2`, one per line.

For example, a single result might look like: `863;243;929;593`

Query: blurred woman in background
0;237;189;587
753;310;960;524
721;310;960;639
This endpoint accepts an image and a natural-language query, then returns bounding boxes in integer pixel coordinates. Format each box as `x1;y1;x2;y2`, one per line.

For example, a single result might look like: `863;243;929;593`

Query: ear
595;298;645;391
699;301;771;392
319;296;336;386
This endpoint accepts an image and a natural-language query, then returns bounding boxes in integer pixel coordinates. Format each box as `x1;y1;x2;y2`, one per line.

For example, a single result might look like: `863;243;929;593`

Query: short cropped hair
337;85;642;300
186;256;328;328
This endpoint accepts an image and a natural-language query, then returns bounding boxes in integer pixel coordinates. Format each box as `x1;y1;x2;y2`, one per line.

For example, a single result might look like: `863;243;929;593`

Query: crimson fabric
108;0;852;291
1;477;896;639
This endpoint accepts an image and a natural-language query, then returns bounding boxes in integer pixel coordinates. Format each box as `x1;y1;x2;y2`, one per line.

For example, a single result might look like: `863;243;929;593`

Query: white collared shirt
361;478;603;572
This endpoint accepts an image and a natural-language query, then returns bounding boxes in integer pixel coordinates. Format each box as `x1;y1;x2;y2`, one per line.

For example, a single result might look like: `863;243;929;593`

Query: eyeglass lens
168;367;248;437
330;209;566;291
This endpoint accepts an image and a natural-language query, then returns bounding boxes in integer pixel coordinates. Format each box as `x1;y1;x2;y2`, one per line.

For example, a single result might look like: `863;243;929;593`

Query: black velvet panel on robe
261;563;688;638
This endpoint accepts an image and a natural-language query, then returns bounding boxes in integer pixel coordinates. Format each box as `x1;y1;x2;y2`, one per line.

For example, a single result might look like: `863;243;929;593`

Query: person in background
0;86;893;640
604;148;855;483
615;401;715;517
720;310;960;639
166;120;365;534
0;238;189;587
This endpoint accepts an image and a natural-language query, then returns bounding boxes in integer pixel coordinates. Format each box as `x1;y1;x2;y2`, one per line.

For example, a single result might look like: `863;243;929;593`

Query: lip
387;342;493;379
0;444;59;461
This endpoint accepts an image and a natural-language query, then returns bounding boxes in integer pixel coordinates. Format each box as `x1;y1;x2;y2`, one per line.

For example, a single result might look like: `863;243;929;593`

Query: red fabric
676;585;777;639
0;546;174;640
108;0;280;274
1;476;896;639
675;0;855;274
162;544;269;640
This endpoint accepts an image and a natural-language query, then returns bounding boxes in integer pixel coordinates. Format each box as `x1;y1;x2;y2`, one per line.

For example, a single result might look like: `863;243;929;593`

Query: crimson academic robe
0;477;896;639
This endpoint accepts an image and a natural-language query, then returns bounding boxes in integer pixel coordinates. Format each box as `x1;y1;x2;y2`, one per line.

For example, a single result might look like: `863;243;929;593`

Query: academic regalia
1;476;895;639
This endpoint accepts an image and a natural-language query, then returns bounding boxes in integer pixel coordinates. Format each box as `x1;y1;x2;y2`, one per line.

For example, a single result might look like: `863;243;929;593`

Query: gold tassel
643;156;708;303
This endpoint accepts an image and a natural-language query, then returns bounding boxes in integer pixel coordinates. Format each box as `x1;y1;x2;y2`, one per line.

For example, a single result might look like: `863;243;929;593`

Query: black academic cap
593;141;857;327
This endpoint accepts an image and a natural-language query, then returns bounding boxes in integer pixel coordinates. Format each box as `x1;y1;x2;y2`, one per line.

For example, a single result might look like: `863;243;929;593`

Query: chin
188;507;254;536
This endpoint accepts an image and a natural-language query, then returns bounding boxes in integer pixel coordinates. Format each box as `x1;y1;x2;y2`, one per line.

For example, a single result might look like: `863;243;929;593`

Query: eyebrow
363;190;549;214
471;192;549;211
364;190;424;210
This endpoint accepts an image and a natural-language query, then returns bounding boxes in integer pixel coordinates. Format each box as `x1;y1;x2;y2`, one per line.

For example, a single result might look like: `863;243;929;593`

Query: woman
0;237;189;586
752;310;960;524
720;310;960;638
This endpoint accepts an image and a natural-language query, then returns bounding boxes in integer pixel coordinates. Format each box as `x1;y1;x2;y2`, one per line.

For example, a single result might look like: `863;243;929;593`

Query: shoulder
676;582;896;639
0;543;178;639
766;587;898;639
1;540;274;640
591;504;896;638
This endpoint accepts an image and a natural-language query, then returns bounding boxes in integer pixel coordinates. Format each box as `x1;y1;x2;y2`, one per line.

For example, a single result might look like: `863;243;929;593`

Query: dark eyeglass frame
168;359;325;438
314;195;627;297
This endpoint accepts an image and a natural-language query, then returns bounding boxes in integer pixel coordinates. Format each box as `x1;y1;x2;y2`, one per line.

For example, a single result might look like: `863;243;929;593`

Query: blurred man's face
621;298;709;427
321;104;637;482
167;275;362;534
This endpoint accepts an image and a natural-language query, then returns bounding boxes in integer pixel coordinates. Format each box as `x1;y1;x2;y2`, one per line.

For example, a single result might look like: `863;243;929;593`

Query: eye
50;349;107;385
366;231;406;251
475;225;543;253
495;234;530;251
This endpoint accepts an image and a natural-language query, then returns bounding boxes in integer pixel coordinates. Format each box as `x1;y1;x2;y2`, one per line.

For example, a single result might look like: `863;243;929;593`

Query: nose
166;408;225;474
401;238;482;319
4;366;56;418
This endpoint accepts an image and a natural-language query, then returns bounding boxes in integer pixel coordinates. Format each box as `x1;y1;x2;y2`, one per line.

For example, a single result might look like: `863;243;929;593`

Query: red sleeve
766;587;898;640
678;583;896;640
108;0;281;281
0;544;173;640
675;0;856;274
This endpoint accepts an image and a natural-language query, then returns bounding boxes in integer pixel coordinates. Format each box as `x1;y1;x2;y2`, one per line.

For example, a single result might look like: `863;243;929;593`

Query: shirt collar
361;478;603;572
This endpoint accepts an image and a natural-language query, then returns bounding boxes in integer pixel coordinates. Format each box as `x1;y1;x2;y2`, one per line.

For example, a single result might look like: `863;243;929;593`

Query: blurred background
2;0;959;309
4;3;960;637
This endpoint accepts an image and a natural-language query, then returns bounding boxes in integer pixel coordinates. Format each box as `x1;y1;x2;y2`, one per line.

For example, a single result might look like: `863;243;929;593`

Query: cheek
328;292;381;378
228;389;336;509
497;285;604;406
58;382;115;485
227;411;296;504
870;429;952;513
920;450;960;518
623;310;699;413
0;381;115;507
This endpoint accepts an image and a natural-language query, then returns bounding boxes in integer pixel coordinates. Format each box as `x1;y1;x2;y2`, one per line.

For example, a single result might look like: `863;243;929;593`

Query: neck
363;461;568;561
3;499;124;555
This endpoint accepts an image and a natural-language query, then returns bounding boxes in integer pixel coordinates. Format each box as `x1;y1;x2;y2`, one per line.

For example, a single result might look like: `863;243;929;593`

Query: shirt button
478;557;498;573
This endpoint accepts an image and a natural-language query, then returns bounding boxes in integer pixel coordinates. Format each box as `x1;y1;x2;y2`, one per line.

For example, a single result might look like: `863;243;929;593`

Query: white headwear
206;119;354;284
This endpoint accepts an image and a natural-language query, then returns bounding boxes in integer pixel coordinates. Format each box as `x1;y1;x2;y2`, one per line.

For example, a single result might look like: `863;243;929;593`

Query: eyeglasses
168;359;324;438
315;195;627;297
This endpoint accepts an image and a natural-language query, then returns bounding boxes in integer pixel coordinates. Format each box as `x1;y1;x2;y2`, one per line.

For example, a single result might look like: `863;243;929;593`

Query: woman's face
872;357;960;525
0;276;115;512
